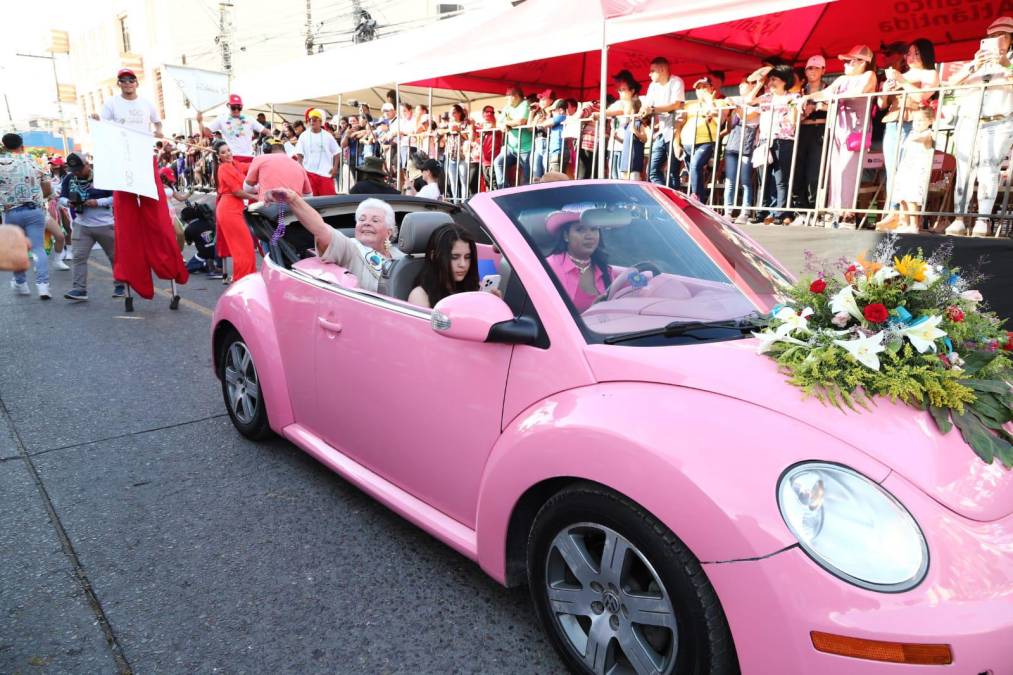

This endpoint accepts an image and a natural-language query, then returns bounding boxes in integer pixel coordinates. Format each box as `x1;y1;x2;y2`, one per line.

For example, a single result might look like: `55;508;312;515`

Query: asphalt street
1;225;1007;674
1;253;557;674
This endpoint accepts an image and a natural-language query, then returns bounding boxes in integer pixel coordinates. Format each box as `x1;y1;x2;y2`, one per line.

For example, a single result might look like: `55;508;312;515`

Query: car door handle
317;317;343;334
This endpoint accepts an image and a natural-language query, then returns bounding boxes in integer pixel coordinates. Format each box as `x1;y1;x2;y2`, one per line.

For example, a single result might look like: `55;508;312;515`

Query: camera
349;99;360;108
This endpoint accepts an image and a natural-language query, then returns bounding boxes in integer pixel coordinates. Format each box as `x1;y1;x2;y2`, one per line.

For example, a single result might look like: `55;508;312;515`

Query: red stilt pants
113;158;188;299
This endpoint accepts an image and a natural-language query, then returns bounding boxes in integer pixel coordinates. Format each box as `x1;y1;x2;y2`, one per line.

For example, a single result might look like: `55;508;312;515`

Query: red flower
946;306;965;322
809;278;827;294
1004;332;1013;352
863;303;889;324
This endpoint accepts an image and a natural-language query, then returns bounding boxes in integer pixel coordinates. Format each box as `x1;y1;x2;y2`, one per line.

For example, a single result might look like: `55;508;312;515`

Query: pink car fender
473;381;891;585
211;273;294;432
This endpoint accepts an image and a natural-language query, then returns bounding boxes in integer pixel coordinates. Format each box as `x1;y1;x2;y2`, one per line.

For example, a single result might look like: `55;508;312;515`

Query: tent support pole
597;19;608;179
336;93;343;191
395;82;401;192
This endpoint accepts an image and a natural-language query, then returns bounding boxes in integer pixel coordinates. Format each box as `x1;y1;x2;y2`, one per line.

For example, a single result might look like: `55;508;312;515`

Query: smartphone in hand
480;274;501;293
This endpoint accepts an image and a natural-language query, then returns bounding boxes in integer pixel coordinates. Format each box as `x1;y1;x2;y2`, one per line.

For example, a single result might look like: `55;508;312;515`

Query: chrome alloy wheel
223;341;260;426
545;523;678;675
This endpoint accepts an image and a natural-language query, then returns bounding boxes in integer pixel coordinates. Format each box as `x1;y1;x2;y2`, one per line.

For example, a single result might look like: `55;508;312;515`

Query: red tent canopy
406;0;1006;97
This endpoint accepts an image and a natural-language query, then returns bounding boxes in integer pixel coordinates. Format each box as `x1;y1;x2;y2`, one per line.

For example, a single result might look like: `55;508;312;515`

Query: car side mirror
431;292;537;345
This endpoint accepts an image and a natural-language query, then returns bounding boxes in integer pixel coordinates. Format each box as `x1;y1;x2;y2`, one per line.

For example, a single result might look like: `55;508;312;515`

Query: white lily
960;289;983;303
829;286;863;321
872;266;899;285
774;306;814;336
898;314;947;353
753;330;807;354
833;331;887;371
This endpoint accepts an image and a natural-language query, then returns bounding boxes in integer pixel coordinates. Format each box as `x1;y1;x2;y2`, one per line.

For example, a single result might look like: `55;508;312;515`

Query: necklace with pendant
568;253;592;273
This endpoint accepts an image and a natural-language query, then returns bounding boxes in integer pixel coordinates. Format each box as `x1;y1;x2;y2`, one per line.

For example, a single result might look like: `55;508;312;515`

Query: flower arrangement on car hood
753;236;1012;468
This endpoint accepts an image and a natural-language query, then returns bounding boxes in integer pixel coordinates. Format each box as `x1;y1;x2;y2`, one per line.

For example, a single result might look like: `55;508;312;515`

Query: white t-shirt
417;183;441;200
100;95;160;135
208;115;265;157
642;77;686;142
295;129;339;177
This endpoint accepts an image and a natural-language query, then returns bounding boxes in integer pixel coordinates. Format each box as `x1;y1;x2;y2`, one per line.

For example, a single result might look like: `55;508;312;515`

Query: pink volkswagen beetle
212;182;1013;674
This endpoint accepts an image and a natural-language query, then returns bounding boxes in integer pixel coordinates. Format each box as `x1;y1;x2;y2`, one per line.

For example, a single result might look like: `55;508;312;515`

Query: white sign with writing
90;121;159;200
164;64;230;113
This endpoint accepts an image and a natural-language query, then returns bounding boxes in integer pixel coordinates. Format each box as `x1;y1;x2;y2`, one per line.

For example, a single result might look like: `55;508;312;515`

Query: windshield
493;182;793;343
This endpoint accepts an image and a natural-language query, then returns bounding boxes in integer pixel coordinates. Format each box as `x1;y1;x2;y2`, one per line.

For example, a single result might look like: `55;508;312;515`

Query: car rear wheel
528;484;738;675
219;331;272;440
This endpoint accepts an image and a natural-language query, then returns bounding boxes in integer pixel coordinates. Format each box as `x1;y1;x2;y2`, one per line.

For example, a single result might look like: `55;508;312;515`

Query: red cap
159;167;176;184
117;68;136;79
49;157;66;167
228;94;243;107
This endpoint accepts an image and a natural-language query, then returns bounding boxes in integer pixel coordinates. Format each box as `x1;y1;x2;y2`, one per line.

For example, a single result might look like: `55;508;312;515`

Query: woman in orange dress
214;143;256;282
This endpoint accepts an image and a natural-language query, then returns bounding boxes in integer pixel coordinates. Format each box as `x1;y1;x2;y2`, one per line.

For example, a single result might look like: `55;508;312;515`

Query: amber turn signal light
811;631;953;665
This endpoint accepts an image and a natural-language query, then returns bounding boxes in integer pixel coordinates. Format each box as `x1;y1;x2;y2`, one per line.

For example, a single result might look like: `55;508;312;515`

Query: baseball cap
307;108;326;120
537;88;555;101
838;44;875;63
65;153;86;172
805;55;826;69
381;102;395;112
49;156;66;167
987;16;1013;34
117;68;136;80
228;94;243;107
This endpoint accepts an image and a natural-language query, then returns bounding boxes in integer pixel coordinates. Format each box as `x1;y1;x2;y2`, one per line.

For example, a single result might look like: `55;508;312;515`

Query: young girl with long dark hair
408;223;480;308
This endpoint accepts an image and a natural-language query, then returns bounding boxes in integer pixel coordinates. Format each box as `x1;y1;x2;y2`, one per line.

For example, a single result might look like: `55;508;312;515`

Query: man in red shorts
293;109;339;196
95;68;187;304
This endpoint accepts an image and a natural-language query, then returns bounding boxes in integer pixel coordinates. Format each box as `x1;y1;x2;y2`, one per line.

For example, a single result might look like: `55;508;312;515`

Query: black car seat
385;211;455;300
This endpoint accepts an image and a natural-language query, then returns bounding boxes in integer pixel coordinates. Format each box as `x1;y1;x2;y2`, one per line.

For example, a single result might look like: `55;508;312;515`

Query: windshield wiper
603;316;765;345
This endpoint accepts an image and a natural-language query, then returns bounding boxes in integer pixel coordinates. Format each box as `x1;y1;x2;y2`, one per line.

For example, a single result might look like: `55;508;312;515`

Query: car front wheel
528;484;738;675
219;331;272;440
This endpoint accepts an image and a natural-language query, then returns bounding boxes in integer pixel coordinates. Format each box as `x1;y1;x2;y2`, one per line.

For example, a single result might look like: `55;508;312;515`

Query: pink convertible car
212;182;1013;674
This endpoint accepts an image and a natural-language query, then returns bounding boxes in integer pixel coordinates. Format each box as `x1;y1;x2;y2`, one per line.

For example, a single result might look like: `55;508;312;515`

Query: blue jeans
723;151;754;212
882;121;912;209
648;136;681;188
494;146;530;186
688;142;715;202
532;137;548;180
4;205;48;285
445;159;474;200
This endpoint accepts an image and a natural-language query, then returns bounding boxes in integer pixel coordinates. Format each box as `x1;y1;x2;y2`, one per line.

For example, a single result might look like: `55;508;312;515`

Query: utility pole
16;52;69;155
217;2;234;81
304;0;314;55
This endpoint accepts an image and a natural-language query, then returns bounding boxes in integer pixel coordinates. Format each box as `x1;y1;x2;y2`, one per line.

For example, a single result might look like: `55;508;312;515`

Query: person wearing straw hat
943;16;1013;237
294;108;340;196
349;156;398;195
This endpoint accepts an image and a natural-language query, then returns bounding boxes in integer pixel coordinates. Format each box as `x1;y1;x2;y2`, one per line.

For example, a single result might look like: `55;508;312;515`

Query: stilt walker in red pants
96;67;188;311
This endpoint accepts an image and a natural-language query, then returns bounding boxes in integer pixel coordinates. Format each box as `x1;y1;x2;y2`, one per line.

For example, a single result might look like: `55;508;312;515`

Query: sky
0;1;100;124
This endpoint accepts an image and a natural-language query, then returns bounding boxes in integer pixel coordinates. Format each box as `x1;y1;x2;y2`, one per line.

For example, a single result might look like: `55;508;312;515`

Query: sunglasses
118;77;137;83
230;105;242;111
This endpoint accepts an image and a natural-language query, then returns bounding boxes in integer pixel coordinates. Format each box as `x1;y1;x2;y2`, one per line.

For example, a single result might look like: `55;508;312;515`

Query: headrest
397;211;454;254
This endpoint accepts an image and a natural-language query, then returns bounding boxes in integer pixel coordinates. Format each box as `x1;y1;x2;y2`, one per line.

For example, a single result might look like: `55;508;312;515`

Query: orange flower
893;254;927;282
856;253;882;277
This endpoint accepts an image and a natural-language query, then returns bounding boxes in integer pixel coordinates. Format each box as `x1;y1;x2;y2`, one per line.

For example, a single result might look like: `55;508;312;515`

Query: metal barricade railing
318;79;1010;233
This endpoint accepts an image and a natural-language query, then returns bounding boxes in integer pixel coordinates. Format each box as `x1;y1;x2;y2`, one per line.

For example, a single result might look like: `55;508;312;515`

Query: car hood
584;339;1013;522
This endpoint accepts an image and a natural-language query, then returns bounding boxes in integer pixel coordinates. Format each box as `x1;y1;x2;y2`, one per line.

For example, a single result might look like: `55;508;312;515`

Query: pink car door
309;287;513;528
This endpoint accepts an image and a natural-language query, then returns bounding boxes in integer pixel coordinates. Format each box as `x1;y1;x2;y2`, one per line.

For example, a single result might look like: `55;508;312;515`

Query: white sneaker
10;278;30;295
52;255;70;271
971;219;990;237
62;247;73;261
944;219;967;236
895;223;920;234
789;215;807;227
37;283;51;300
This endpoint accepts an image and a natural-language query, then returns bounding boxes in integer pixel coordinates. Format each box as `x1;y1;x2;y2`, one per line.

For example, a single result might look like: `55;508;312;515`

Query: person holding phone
944;16;1013;236
407;223;480;309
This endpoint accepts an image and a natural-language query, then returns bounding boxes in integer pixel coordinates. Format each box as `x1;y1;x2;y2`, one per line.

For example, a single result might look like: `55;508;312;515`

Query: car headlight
777;462;928;592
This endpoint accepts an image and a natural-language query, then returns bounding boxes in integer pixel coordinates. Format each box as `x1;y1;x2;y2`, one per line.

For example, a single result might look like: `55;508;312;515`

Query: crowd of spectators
136;15;1013;241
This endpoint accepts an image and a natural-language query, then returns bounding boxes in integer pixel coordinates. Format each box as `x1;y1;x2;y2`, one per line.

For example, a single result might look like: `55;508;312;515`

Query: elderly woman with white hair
265;189;403;292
